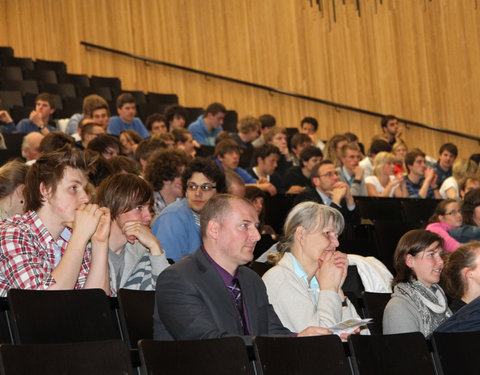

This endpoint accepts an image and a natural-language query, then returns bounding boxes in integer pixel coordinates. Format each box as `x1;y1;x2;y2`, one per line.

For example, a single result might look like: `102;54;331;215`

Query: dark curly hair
182;158;226;194
144;149;190;191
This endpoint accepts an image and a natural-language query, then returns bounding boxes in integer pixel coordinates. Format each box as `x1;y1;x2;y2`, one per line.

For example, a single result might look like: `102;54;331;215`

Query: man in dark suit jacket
153;194;330;340
294;159;359;223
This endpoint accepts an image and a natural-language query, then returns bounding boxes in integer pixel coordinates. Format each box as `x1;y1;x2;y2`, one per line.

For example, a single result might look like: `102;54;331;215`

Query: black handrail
81;41;480;142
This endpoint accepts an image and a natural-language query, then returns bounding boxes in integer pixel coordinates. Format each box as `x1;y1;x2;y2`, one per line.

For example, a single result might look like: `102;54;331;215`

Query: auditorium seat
1;79;38;95
0;339;133;375
35;59;67;76
0;90;23;109
10;105;34;124
184;107;204;125
0;66;23;81
0;47;14;63
349;332;436;375
137;102;167;123
2;133;26;151
91;75;122;91
58;73;91;87
432;331;480;375
3;57;34;71
254;335;350;375
76;85;112;101
24;69;58;84
223;110;238;132
7;289;121;344
39;82;76;99
362;291;391;335
139;337;254;375
146;92;178;105
63;97;84;112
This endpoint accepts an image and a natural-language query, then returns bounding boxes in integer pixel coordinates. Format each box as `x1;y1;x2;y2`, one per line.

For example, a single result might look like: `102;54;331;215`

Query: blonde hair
452;158;477;181
372;152;396;178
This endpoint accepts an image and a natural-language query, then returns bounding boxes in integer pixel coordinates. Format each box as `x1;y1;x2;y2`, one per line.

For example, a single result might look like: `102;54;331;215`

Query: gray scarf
394;280;452;337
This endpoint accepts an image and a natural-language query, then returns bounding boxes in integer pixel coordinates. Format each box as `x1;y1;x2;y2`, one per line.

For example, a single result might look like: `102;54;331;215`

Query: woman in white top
439;158;477;199
262;202;365;332
365;151;408;197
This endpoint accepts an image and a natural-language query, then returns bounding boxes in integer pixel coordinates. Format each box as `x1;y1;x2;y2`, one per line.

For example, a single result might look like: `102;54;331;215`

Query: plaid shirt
0;211;91;297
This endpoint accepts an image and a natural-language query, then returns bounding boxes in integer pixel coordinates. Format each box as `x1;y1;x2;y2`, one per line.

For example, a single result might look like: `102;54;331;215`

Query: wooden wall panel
0;0;479;158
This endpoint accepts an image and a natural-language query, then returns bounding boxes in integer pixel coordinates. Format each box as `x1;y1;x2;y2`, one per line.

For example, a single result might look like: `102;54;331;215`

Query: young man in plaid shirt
0;147;110;297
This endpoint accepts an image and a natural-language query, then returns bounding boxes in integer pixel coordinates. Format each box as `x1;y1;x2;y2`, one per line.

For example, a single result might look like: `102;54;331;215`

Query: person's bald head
22;132;44;161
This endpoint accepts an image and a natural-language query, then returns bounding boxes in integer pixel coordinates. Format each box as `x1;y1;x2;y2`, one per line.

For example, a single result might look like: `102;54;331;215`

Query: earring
20;200;24;204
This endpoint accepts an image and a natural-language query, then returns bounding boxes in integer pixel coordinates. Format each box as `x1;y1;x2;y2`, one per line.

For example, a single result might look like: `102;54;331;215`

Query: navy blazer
153;247;292;340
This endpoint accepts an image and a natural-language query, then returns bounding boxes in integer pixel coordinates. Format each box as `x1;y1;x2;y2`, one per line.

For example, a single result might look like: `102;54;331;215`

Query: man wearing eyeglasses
151;158;226;262
294;160;359;222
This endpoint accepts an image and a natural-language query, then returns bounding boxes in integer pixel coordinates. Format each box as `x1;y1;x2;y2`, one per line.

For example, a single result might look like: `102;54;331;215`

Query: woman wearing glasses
262;202;365;332
425;199;462;253
383;230;451;337
151;158;226;262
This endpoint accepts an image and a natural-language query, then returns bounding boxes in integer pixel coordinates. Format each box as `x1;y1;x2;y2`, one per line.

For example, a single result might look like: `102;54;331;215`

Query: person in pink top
426;199;462;253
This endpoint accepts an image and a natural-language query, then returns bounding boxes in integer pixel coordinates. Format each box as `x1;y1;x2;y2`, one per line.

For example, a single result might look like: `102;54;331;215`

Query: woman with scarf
383;229;452;337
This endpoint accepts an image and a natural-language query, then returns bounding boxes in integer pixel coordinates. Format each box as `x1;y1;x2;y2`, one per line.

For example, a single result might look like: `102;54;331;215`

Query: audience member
91;102;110;131
108;155;141;175
439;158;477;199
300;116;325;151
144;148;189;215
252;114;276;147
0;147;110;296
323;134;348;168
21;132;44;164
442;242;480;313
95;173;169;295
172;128;196;157
119;129;142;159
426;199;462;253
153;194;330;340
383;230;451;337
66;94;108;135
337;143;367;196
0;160;28;221
461;188;480;226
392;139;408;175
76;122;105;150
290;133;313;167
405;148;442;199
263;202;365;333
264;127;294;177
433;143;458;187
151;158;226;262
231;115;260;149
145;113;167;135
294;160;358;222
164;104;187;132
0;110;15;133
460;177;480;199
215;139;256;184
87;134;122;160
154;132;175;148
16;93;56;135
283;145;322;192
379;114;403;146
359;137;392;177
225;170;246;197
365;152;407;197
108;93;149;138
247;144;285;194
39;132;75;154
134;136;168;170
188;102;226;146
244;186;276;238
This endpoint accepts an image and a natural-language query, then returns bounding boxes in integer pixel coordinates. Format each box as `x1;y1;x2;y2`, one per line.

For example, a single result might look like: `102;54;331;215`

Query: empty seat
35;59;67;75
137;102;167;123
117;289;155;349
0;66;23;81
139;337;254;375
0;339;133;375
3;57;34;71
184;106;204;125
1;79;38;95
362;291;391;335
58;73;91;87
7;288;120;344
0;90;23;109
39;82;76;99
349;332;436;375
0;47;14;62
23;69;58;84
91;75;122;91
146;92;178;105
254;335;350;375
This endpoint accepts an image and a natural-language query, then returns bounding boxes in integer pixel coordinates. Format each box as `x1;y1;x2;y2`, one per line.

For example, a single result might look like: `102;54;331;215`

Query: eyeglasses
187;182;216;192
444;209;461;216
318;171;339;178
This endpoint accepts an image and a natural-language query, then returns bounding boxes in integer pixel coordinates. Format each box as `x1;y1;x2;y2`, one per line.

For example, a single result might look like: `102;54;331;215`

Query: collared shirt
201;246;251;334
0;211;91;297
433;161;452;187
288;253;319;308
405;176;436;199
341;166;355;186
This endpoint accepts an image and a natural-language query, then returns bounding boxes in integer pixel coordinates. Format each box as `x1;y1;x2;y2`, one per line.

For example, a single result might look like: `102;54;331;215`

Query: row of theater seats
0;46;241;129
0;287;470;374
